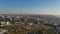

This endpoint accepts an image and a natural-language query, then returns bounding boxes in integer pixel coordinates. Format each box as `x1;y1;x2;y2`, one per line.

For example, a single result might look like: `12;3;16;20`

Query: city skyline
0;0;60;15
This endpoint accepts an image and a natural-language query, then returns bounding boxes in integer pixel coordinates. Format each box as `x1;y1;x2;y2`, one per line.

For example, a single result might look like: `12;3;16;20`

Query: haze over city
0;0;59;15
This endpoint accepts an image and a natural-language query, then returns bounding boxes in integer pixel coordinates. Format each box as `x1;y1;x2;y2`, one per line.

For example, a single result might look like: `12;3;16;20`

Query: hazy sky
0;0;60;15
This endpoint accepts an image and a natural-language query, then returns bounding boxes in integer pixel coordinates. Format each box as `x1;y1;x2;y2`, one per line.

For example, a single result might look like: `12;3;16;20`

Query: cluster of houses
0;15;57;27
0;15;25;26
0;15;38;26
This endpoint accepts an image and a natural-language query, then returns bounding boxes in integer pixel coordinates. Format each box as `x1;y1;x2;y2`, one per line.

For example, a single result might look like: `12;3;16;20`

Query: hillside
2;24;58;34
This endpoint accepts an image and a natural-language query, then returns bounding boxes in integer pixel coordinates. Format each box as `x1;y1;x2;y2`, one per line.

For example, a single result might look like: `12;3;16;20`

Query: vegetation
2;24;58;34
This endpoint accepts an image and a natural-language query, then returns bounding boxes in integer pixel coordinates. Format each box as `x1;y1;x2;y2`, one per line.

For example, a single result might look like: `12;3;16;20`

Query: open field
1;24;58;34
